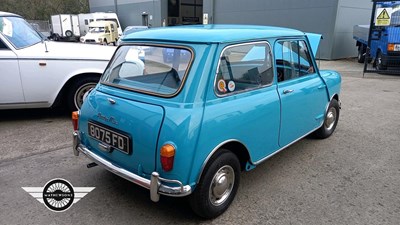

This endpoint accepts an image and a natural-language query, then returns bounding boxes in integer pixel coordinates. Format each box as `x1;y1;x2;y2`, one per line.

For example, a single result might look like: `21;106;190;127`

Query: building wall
203;0;372;59
88;0;116;15
89;0;163;29
332;0;373;59
89;0;373;59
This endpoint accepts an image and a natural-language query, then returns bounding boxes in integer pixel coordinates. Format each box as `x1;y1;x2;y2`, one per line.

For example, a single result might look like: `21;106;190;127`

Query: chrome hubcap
324;107;337;131
209;165;235;206
74;83;96;109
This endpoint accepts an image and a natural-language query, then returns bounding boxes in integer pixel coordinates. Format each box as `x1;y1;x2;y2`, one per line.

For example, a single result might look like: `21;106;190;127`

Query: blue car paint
77;25;341;192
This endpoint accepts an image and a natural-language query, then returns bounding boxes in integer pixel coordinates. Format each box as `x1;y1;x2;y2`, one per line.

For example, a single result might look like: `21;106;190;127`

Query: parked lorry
50;14;80;41
353;1;400;70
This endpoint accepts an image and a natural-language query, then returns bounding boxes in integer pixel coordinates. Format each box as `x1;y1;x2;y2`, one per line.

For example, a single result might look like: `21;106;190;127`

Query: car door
0;36;25;105
275;39;328;147
201;41;281;162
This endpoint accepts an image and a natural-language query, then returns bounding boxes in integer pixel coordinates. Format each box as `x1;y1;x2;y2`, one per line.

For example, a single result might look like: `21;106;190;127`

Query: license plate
88;122;130;154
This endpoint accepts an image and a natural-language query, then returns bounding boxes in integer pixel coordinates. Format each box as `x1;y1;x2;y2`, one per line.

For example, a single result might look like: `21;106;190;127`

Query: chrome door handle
283;89;294;94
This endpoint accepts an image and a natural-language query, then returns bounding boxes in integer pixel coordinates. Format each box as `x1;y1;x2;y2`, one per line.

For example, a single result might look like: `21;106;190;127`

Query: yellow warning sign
375;8;392;26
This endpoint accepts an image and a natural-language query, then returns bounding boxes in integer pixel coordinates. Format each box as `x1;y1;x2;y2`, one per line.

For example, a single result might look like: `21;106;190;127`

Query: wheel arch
52;72;101;108
331;93;339;102
197;140;250;183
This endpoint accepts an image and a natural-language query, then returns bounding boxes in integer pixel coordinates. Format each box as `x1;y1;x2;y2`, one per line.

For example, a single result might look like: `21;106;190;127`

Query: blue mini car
73;25;341;218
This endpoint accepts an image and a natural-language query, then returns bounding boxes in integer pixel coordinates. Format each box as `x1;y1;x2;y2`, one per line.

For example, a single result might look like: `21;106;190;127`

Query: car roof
89;20;116;26
0;11;21;17
123;24;305;44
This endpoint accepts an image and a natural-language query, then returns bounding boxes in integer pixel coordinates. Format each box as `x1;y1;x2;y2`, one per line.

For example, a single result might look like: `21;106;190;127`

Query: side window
84;19;88;25
111;24;115;32
0;39;9;50
215;42;273;95
275;40;314;82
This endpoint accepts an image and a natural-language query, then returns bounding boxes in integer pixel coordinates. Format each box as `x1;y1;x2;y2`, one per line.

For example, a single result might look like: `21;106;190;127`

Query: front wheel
376;51;387;70
189;149;240;219
312;99;340;139
357;45;365;63
67;77;99;111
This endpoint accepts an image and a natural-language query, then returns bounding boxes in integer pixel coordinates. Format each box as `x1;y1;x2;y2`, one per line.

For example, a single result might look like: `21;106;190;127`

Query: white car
0;11;116;111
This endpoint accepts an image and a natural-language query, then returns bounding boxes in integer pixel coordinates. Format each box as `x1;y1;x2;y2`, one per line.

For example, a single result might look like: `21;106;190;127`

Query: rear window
101;45;193;96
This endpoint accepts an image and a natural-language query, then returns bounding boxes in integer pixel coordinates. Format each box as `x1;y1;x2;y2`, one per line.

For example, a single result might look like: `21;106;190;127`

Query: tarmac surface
0;59;399;225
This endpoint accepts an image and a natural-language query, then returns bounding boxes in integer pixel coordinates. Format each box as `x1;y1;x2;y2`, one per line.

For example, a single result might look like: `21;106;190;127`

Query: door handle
283;89;294;94
318;85;326;89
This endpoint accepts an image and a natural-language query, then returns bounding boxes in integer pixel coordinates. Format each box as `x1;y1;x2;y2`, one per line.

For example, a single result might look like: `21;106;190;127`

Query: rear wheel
67;76;99;111
65;30;73;37
357;45;365;63
189;149;240;219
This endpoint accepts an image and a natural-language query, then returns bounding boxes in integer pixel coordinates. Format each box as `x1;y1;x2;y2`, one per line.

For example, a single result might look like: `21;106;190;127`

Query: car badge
97;113;118;125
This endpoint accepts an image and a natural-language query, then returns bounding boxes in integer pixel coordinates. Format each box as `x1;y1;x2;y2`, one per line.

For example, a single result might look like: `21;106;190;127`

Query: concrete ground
0;58;399;225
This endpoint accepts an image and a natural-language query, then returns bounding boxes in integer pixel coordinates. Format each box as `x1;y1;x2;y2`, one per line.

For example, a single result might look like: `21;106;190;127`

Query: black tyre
189;149;240;219
376;51;387;70
65;30;73;37
67;76;99;111
312;99;340;139
103;39;108;46
357;45;365;63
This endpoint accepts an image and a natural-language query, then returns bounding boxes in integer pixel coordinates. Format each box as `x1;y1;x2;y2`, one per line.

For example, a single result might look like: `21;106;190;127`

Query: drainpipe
114;0;118;14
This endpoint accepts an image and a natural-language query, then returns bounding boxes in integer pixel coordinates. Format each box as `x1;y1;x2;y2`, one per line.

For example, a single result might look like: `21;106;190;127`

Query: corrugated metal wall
89;0;373;59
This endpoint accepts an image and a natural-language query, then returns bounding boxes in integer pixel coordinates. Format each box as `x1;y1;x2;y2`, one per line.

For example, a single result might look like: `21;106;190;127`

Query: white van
78;12;122;37
80;21;119;45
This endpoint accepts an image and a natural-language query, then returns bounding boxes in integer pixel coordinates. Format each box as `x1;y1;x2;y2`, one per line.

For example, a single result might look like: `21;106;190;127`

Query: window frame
100;43;195;98
274;38;316;83
0;37;10;50
213;41;274;98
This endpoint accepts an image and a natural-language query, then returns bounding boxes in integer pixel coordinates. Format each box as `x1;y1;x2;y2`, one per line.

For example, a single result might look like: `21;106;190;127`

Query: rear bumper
73;131;191;202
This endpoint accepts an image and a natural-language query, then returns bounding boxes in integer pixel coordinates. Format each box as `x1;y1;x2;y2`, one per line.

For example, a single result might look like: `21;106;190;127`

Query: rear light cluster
72;111;79;131
160;144;175;172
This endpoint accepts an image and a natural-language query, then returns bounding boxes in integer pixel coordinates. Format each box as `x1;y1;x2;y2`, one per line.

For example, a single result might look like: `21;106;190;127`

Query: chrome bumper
73;131;191;202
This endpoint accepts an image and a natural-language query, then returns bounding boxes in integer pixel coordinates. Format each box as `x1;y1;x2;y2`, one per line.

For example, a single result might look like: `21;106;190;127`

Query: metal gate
362;0;400;74
27;20;51;38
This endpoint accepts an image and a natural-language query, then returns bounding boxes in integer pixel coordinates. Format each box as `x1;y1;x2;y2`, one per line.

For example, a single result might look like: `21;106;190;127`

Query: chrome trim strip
73;132;191;201
0;58;110;62
0;101;48;105
252;125;322;165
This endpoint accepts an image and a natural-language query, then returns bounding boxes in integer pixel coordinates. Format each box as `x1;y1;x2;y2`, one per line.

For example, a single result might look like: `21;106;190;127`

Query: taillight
72;111;79;131
160;144;175;172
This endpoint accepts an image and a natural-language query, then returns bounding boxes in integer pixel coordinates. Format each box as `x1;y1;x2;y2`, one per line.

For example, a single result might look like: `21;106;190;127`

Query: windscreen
0;16;42;49
101;45;192;96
